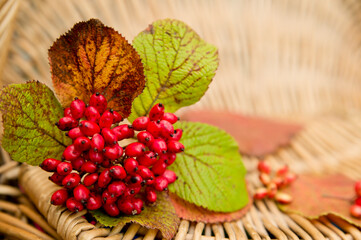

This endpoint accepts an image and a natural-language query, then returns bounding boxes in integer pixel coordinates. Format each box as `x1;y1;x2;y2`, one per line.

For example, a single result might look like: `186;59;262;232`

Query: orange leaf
280;174;361;228
181;111;302;157
49;19;145;118
169;192;252;223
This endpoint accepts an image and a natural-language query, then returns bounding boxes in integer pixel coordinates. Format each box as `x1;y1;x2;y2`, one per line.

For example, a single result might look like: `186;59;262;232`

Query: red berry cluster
40;93;183;216
253;161;297;204
350;180;361;218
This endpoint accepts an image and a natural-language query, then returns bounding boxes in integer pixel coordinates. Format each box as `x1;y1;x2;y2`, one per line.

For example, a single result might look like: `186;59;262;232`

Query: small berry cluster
253;161;297;204
350;180;361;218
40;93;183;216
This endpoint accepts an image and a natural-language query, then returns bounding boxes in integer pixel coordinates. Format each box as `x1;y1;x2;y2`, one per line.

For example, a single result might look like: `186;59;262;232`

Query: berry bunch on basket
40;92;184;216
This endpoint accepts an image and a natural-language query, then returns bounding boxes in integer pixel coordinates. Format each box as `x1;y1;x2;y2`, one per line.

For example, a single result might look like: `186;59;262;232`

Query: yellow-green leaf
91;192;179;240
129;19;218;121
169;121;249;212
49;19;145;118
0;81;71;165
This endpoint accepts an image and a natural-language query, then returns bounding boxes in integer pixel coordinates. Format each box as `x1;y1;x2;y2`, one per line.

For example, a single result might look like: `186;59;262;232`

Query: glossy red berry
124;158;139;173
132;116;150;131
40;158;61;172
86;193;102;210
146;121;161;138
101;128;118;146
63;144;82;161
81;161;98;173
70;98;86;119
84;106;100;123
89;148;104;164
257;161;271;174
109;165;126;180
112;110;123;124
103;145;120;160
98;169;112;188
137;166;154;181
162;169;177;184
62;173;81;189
49;172;65;185
64;107;72;117
99;109;114;129
356;197;361;206
168;129;183;141
56;116;78;131
153;176;168;191
107;181;126;197
115;144;124;159
276;165;289;176
350;204;361;218
103;203;120;216
91;133;105;152
150;139;167;154
145;187;157;203
71;157;85;171
112;124;134;141
162;153;176;166
57;162;73;175
101;159;112;168
149;103;164;121
73;184;90;203
51;189;69;205
137;131;154;147
127;174;143;187
125;142;146;157
137;151;157;167
355;180;361;197
159;120;174;138
117;198;135;215
89;92;107;114
123;186;141;198
167;140;184;153
66;197;84;212
162;112;179;124
151;161;167;176
79;120;100;137
67;127;85;140
83;173;99;187
73;136;91;152
132;198;143;215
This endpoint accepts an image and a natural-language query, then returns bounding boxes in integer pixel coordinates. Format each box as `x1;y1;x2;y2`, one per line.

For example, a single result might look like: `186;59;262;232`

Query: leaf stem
322;194;353;202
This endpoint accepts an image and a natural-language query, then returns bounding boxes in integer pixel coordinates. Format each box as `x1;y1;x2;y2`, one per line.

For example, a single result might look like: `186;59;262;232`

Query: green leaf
0;81;71;165
129;19;218;121
91;192;179;240
169;121;249;212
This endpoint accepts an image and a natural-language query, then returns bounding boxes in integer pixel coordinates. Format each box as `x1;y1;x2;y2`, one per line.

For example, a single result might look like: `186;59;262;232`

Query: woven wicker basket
2;0;361;239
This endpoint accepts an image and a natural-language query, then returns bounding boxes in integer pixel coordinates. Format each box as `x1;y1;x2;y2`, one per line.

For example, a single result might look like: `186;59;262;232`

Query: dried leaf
91;192;179;240
169;121;249;212
170;191;252;223
280;174;361;227
181;111;302;157
0;81;71;165
49;19;145;118
129;19;218;121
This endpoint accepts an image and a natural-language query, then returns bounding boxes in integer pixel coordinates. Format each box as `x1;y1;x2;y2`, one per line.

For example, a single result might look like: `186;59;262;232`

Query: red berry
103;203;120;216
276;165;289;176
350;204;361;218
115;144;124;159
107;181;126;197
162;112;179;124
253;188;268;200
89;148;104;164
117;198;135;215
145;187;157;203
356;197;361;206
127;174;143;187
153;176;168;191
101;128;117;146
151;161;167;176
66;197;84;212
124;158;139;173
73;184;90;203
84;106;100;123
125;142;146;157
355;180;361;197
99;110;114;129
159;120;174;138
132;198;143;215
73;136;91;152
162;153;176;166
168;129;183;141
267;182;278;198
104;145;120;160
71;157;85;171
284;172;298;185
112;110;123;124
91;133;105;152
124;186;141;197
150;139;167;154
149;103;164;121
49;172;65;185
79;120;100;136
56;116;78;131
102;190;117;204
132;117;150;131
137;166;154;181
63;144;82;161
62;173;81;189
162;169;177;184
98;169;112;188
109;165;127;180
259;173;271;186
101;159;112;168
40;158;61;172
57;162;72;175
89;92;107;114
64;107;72;117
67;127;85;140
257;161;271;174
113;124;134;141
137;151;157;167
146;121;161;138
83;173;99;187
274;192;293;204
86;193;102;210
137;131;154;147
51;189;69;205
81;161;98;173
167;140;184;153
70;98;86;119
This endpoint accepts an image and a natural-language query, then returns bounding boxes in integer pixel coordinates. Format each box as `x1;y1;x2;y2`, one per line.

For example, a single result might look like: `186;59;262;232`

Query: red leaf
169;191;252;223
49;19;145;118
280;174;361;227
181;111;302;157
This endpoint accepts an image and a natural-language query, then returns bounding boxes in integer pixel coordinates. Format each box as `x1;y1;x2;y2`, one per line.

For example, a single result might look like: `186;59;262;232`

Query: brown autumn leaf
181;111;302;157
280;174;361;228
169;191;252;223
49;19;145;118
